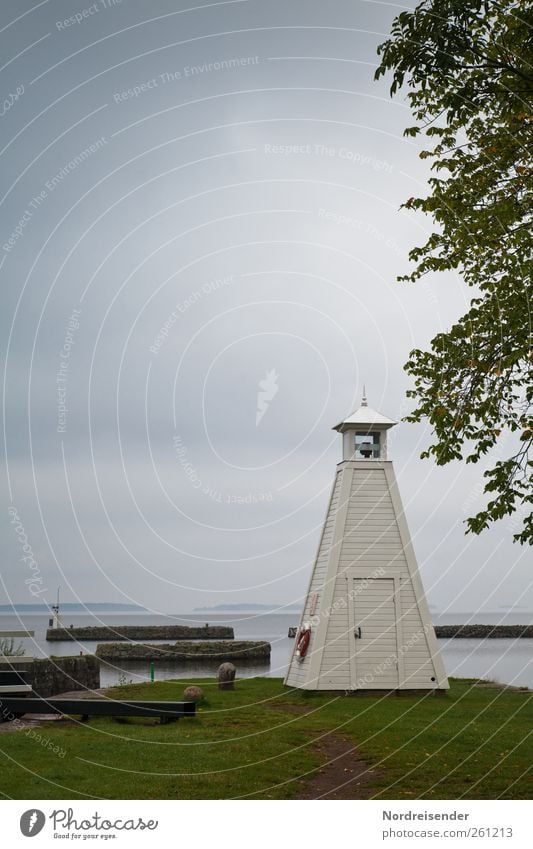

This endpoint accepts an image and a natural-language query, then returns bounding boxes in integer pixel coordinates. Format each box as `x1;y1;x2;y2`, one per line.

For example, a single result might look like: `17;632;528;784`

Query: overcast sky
1;0;531;616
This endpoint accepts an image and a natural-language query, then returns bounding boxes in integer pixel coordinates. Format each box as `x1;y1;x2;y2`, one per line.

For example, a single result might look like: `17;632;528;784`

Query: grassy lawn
0;677;531;800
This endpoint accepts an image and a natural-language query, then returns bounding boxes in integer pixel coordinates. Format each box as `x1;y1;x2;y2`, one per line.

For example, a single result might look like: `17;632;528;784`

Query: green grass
0;678;531;799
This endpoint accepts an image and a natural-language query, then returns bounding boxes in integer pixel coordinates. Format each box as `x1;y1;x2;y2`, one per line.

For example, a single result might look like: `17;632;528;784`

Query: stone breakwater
0;656;100;697
46;625;234;641
96;640;270;661
435;625;533;638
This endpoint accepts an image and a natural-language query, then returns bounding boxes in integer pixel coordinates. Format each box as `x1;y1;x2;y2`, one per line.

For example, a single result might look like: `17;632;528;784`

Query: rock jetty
46;625;234;642
434;625;533;639
95;640;270;661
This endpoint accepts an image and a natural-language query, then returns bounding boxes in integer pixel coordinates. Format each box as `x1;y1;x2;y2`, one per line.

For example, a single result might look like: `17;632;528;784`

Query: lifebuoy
295;627;311;660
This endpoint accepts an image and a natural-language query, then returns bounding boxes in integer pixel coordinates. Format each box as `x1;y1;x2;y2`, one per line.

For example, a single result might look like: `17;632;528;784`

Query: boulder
183;685;204;702
218;662;236;690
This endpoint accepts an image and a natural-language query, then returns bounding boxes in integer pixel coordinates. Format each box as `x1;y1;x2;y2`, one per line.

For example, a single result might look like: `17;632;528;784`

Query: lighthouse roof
333;396;397;432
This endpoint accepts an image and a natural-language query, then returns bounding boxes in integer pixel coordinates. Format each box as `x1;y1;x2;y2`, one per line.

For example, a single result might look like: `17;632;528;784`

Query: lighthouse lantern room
285;392;448;692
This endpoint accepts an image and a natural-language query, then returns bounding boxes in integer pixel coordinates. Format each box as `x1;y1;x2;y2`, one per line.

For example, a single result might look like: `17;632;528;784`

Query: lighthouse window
355;432;380;458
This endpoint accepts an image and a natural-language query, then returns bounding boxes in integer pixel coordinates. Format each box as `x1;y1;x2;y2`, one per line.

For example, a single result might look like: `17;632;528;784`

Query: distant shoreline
0;603;147;613
194;604;303;612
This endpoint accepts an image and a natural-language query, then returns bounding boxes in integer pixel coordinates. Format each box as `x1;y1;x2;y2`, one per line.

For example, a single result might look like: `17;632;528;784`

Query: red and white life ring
295;627;311;660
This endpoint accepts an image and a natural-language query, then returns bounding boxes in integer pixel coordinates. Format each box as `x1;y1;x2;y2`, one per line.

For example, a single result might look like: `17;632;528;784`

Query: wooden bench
0;632;35;699
0;696;196;725
0;667;33;694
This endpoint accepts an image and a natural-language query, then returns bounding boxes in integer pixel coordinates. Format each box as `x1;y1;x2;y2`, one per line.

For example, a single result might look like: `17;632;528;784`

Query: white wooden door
350;577;399;689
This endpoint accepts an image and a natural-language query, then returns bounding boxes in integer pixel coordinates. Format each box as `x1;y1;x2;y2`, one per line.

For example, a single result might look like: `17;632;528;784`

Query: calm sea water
1;611;531;689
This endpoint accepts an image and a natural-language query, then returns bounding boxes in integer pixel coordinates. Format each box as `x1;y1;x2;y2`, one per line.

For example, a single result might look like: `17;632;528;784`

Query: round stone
217;662;236;690
183;685;204;702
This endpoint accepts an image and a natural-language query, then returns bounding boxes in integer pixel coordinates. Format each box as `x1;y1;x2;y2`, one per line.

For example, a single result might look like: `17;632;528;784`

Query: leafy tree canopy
376;0;533;543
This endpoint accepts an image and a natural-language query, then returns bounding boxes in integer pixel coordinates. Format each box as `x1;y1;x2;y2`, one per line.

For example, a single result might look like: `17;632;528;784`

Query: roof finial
361;385;368;407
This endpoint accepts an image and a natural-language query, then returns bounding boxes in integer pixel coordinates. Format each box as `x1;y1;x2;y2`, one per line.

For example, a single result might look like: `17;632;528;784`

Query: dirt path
271;703;379;799
299;731;379;799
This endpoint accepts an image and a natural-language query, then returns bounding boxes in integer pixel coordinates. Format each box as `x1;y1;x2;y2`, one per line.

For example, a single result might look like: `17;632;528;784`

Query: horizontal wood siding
398;577;439;686
319;572;351;685
285;471;342;687
290;460;445;691
340;467;403;564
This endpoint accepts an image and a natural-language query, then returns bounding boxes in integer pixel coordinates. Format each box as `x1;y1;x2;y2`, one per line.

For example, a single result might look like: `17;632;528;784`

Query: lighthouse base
285;460;449;692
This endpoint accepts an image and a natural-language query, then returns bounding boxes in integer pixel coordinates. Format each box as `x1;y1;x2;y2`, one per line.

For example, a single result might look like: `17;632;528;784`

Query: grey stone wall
96;640;270;662
435;625;533;638
31;656;100;697
46;625;234;641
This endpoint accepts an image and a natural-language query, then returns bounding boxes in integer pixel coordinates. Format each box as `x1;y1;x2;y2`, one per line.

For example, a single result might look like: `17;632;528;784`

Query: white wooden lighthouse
285;392;448;692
